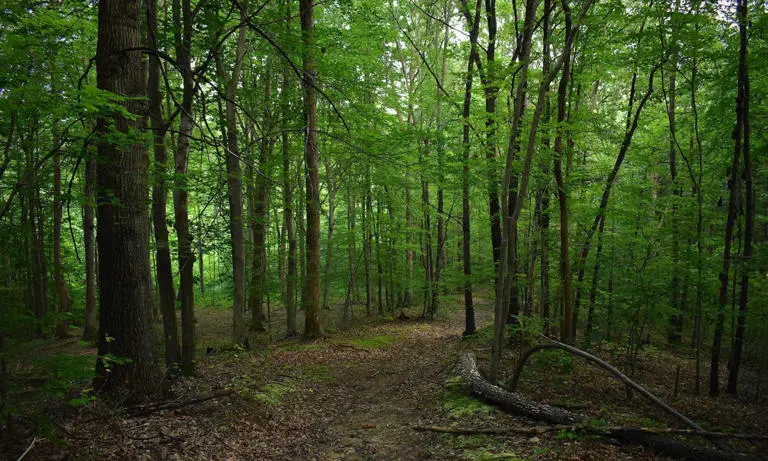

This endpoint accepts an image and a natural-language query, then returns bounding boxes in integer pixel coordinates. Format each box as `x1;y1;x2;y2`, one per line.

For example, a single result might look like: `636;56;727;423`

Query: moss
443;376;496;418
343;334;398;349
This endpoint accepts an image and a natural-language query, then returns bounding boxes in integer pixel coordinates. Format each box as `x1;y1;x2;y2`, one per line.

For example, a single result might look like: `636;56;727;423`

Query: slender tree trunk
405;186;414;306
484;0;502;282
376;199;384;315
53;149;73;339
281;3;297;337
538;0;552;333
220;4;248;344
248;73;271;333
173;0;196;375
459;0;481;335
584;214;606;347
300;0;323;338
94;0;161;397
148;0;180;366
82;158;98;341
666;6;683;344
490;0;537;383
322;158;336;310
364;168;372;316
573;65;657;342
726;0;751;396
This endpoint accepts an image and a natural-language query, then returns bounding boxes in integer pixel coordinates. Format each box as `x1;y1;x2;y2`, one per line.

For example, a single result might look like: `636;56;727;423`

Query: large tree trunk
94;0;161;397
148;0;180;366
300;0;323;339
726;0;751;396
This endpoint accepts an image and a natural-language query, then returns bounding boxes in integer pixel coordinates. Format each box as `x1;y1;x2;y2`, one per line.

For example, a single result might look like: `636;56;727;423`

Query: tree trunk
248;72;271;333
300;0;323;339
82;157;98;341
573;65;657;342
281;4;297;337
221;4;248;344
584;214;605;347
490;0;537;383
322;158;336;311
173;0;196;376
364;168;372;316
148;0;180;366
484;0;502;283
94;0;162;397
405;186;414;306
726;0;751;396
459;0;481;336
53;150;73;339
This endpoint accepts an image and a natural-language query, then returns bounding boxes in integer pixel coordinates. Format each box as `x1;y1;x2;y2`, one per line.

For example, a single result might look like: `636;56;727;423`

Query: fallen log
457;351;763;461
414;425;768;441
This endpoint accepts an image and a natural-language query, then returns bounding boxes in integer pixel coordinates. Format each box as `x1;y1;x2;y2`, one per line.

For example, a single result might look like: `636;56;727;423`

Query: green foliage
531;350;574;375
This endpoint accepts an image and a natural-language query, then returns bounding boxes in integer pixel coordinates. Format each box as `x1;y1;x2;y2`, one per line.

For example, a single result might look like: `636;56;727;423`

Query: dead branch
414;425;768;441
507;339;704;434
457;351;762;461
125;390;233;417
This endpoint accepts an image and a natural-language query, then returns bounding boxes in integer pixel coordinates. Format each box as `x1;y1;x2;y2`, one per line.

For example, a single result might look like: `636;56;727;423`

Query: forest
0;0;767;459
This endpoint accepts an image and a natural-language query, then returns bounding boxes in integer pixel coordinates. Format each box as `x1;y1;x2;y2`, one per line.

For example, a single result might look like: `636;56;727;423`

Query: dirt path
317;319;462;460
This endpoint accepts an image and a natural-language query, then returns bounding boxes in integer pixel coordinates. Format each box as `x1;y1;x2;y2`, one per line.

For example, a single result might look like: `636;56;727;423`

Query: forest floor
2;296;767;460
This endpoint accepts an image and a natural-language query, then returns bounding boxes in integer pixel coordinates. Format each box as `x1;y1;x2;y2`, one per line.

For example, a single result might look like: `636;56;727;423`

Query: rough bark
94;0;162;398
300;0;324;339
222;4;248;344
148;0;180;366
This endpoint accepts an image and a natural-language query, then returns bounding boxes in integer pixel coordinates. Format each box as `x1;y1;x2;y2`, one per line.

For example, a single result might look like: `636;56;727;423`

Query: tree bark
300;0;323;339
173;0;196;375
322;158;336;311
94;0;162;397
726;0;751;396
459;0;482;336
281;2;297;337
220;3;249;344
148;0;180;366
53;149;73;339
82;157;98;341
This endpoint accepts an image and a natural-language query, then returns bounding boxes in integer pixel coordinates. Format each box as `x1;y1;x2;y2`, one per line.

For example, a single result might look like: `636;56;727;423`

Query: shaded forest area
1;0;767;459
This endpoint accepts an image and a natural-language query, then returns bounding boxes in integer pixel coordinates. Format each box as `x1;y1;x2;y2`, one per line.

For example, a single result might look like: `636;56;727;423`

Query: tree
300;0;323;339
94;0;161;397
